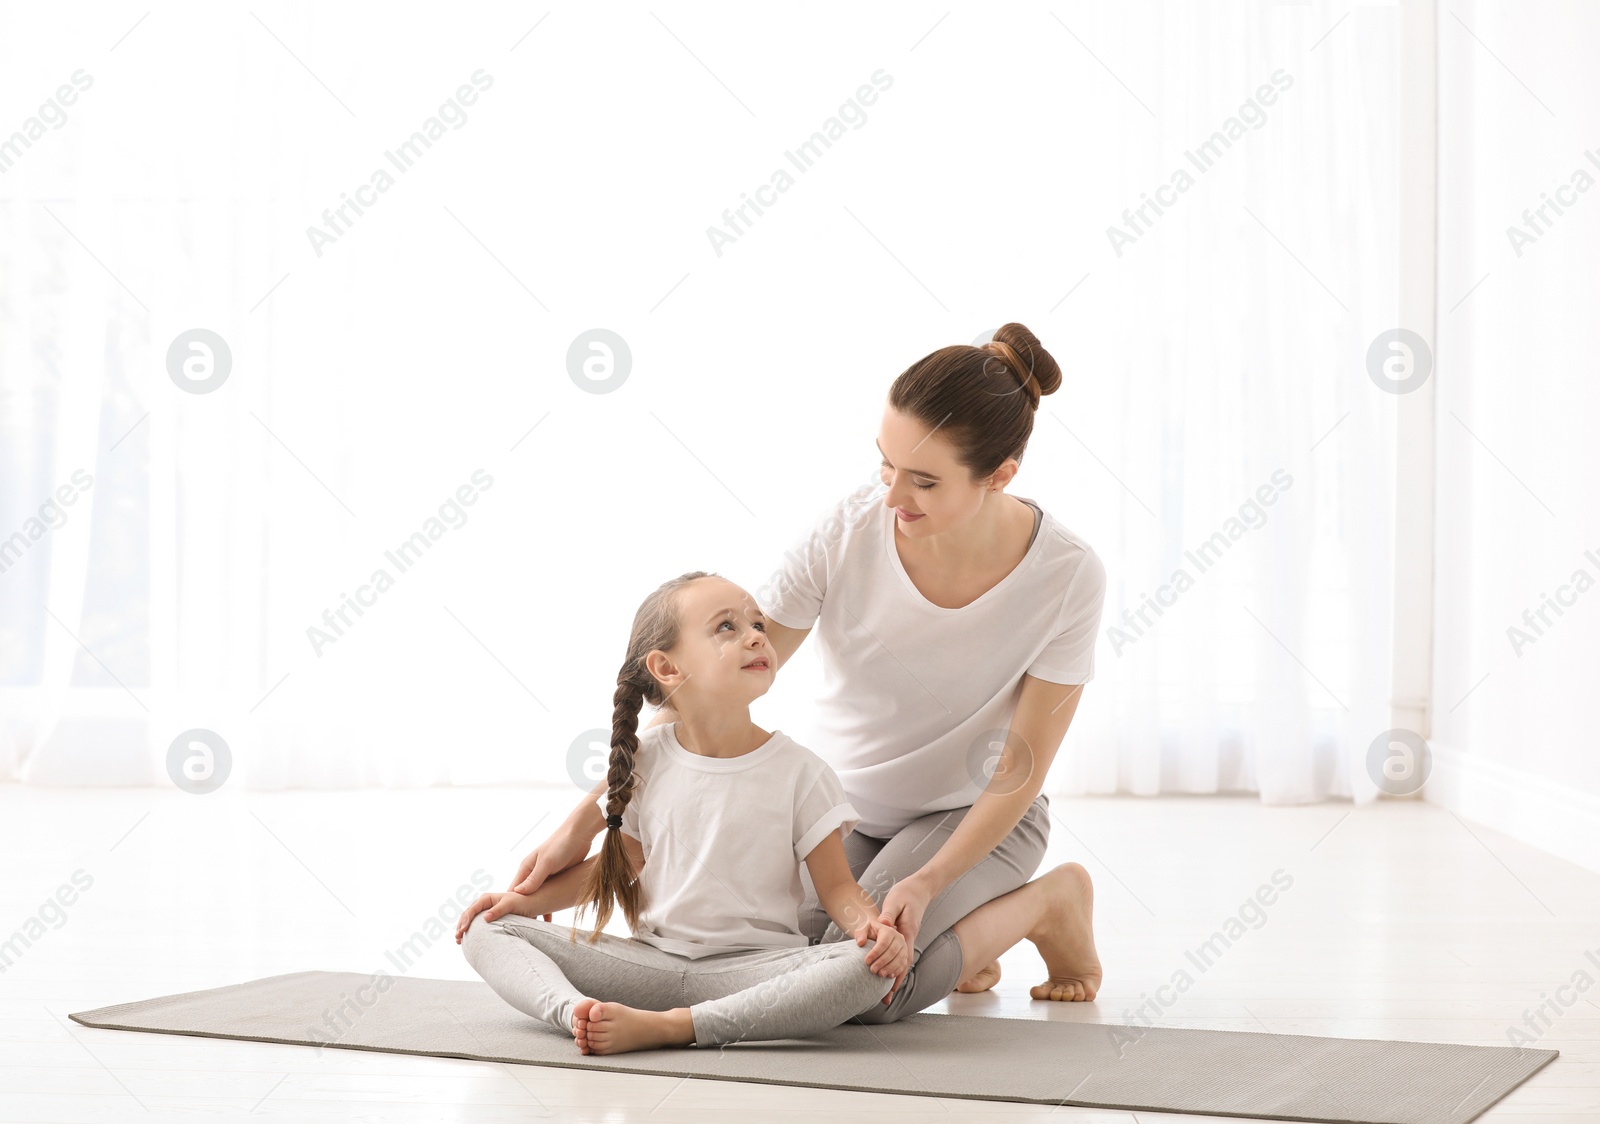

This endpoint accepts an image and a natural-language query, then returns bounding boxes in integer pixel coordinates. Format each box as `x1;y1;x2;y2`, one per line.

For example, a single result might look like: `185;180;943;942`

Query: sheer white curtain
1;4;472;788
1048;4;1404;802
3;2;1404;800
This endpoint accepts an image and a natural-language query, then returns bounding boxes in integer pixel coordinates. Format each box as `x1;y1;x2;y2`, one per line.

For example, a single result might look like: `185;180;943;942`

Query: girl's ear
643;649;680;690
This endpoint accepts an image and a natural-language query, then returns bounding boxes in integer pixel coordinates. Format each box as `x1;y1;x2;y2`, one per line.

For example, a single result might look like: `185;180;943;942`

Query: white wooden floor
2;784;1595;1123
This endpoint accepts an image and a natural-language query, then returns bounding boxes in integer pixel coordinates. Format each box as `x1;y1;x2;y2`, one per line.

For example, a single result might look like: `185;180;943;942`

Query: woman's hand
877;875;932;961
871;875;934;1005
455;891;537;944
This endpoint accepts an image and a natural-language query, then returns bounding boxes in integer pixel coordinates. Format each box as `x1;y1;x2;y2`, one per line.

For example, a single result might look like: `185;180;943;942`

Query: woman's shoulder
756;484;886;618
1031;503;1100;564
1025;504;1105;598
805;480;886;539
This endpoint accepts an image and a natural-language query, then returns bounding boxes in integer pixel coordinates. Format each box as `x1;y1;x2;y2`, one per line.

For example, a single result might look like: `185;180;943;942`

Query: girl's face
648;577;774;706
877;405;1016;538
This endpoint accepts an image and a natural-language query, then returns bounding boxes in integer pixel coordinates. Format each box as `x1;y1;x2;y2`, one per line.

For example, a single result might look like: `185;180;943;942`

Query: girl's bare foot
571;997;596;1053
954;960;1002;993
572;998;694;1055
1027;863;1102;1001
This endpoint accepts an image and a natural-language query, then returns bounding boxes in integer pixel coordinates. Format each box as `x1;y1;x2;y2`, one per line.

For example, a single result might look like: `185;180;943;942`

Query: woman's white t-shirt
618;722;859;958
761;481;1107;838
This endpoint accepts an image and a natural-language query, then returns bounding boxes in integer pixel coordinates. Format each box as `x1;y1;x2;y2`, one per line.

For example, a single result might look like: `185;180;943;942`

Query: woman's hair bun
985;323;1061;408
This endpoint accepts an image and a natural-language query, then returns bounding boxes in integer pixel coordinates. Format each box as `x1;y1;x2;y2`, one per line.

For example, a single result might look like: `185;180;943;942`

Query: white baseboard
1426;742;1600;877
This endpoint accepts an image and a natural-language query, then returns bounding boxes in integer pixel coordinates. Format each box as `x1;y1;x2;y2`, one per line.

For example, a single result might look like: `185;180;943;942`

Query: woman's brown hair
887;322;1062;481
571;569;714;944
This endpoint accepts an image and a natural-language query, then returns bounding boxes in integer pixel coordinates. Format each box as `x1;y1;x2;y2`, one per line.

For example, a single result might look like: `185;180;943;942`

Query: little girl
460;569;1096;1053
456;570;914;1054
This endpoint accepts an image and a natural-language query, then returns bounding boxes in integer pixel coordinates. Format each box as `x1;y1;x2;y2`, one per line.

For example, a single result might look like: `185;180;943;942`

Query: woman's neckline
885;494;1047;614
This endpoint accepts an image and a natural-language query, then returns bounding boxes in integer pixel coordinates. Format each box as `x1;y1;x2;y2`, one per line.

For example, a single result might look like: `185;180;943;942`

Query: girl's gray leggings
461;912;918;1047
796;794;1052;1023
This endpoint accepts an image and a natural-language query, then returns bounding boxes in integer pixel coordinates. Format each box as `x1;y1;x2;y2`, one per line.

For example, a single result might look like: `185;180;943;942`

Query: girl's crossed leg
461;912;896;1053
797;794;1053;1018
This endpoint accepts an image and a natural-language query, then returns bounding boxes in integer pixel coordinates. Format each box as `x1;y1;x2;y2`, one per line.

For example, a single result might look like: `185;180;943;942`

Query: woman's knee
848;968;909;1025
1019;794;1052;873
795;895;832;945
853;955;897;1007
851;928;961;1025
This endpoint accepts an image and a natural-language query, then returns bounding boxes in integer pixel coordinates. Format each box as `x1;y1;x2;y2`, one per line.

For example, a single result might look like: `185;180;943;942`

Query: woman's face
877;405;1010;537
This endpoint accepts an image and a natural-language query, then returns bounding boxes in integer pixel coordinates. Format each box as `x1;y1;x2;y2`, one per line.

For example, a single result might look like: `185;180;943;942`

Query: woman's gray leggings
796;794;1052;1024
461;912;904;1048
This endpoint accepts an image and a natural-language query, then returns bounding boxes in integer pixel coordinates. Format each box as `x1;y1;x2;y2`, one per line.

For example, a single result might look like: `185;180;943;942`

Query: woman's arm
526;831;647;913
521;853;599;915
511;709;682;895
510;779;606;893
879;675;1086;948
763;619;811;673
460;833;645;938
534;832;646;922
642;707;675;730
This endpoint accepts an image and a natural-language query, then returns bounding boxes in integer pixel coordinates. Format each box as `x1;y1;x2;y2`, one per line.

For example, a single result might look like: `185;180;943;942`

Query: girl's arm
879;676;1085;950
802;831;908;982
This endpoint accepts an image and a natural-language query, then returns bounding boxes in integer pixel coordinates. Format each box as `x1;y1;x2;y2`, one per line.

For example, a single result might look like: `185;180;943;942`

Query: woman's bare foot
571;998;694;1055
954;960;1002;993
1027;863;1102;1002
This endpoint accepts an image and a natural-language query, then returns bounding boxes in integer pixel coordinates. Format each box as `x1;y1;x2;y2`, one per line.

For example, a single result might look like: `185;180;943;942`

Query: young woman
457;571;1091;1054
510;323;1106;1019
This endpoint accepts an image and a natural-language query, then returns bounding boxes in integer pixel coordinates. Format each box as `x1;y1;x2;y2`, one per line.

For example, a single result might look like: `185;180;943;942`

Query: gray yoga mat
69;970;1555;1124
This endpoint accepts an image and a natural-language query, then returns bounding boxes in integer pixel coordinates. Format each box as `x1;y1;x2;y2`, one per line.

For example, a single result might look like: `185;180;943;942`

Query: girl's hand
859;918;910;977
853;919;911;1006
454;891;536;944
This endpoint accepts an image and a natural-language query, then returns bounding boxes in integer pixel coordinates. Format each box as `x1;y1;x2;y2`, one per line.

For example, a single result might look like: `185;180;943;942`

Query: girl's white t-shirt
761;481;1107;838
618;722;859;958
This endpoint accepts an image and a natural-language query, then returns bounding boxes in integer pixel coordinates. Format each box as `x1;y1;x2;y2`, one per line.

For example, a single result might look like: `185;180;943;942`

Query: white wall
1430;0;1600;870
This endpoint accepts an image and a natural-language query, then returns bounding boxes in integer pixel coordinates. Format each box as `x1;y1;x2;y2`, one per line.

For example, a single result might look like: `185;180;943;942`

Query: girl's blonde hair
571;569;716;944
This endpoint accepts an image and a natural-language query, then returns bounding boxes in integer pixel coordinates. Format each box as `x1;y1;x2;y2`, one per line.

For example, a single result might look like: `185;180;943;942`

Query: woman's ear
988;457;1021;492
